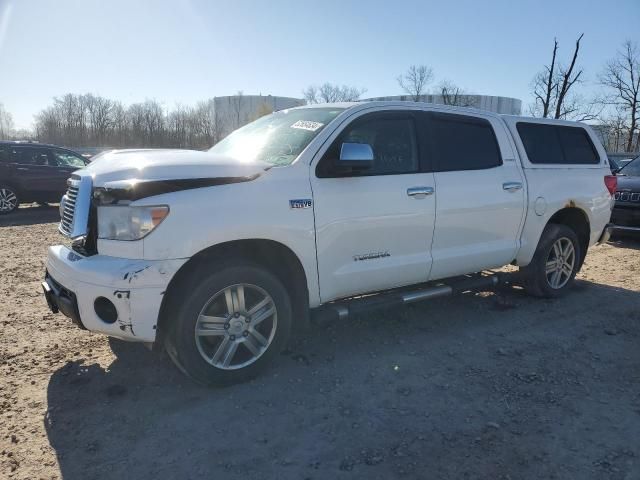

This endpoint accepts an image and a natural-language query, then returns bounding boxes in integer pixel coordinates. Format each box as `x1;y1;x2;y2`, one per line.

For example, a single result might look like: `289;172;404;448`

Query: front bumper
43;245;187;342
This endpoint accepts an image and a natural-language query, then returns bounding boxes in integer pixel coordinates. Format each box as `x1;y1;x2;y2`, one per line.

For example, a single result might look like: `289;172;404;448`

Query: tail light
604;175;617;195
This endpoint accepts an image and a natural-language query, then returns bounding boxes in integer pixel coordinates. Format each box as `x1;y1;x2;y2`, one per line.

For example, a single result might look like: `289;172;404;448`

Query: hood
80;149;271;186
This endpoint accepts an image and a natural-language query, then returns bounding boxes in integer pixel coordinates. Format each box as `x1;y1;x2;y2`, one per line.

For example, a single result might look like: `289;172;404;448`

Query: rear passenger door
425;112;526;280
13;147;58;195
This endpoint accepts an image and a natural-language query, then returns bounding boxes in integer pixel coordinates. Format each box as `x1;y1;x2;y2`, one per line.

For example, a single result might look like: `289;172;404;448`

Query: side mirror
337;142;374;169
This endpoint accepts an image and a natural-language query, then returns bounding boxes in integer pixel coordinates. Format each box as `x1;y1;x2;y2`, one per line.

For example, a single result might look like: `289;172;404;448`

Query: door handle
503;182;523;192
407;186;435;198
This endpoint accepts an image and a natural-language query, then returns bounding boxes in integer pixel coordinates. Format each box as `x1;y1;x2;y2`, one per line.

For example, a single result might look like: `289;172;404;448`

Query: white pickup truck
42;102;615;385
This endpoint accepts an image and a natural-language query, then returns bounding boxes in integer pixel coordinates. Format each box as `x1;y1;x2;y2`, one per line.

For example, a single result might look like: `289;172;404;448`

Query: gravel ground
1;205;639;480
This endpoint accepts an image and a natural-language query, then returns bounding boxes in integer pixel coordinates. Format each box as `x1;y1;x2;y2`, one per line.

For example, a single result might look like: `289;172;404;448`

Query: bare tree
530;34;591;120
532;39;559;118
111;101;128;146
85;94;115;145
438;81;476;107
554;34;584;119
0;103;14;139
303;83;366;104
598;107;629;153
600;40;640;152
302;85;318;104
31;93;270;149
397;65;434;101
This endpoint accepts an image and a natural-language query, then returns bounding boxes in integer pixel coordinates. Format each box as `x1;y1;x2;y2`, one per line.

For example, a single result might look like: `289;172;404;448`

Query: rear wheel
0;186;19;214
165;262;292;386
520;224;581;298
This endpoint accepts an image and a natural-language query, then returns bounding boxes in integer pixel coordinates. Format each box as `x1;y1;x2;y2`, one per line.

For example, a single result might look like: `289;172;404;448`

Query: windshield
209;108;344;165
619;155;640;176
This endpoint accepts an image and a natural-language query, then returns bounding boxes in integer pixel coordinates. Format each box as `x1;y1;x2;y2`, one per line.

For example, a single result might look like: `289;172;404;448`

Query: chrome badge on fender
289;199;313;209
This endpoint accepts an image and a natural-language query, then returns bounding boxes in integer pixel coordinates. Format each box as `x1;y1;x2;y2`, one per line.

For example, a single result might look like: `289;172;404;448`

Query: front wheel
165;262;292;386
520;224;581;298
0;186;19;214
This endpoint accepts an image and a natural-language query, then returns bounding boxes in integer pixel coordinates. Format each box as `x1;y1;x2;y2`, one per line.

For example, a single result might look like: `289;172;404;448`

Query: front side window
318;114;419;177
52;150;86;168
209;107;344;166
430;113;502;172
517;123;600;164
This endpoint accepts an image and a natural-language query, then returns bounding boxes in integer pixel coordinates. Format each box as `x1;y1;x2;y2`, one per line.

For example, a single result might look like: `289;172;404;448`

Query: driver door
310;110;436;302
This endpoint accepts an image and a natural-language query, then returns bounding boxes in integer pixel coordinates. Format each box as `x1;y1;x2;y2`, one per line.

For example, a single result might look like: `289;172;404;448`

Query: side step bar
318;274;506;321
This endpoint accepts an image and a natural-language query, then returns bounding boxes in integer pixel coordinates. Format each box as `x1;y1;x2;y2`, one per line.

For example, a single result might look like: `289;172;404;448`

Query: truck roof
291;101;591;128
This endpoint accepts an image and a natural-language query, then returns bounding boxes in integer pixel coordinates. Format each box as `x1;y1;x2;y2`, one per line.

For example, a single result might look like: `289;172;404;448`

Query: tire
164;261;292;386
520;223;581;298
0;185;19;214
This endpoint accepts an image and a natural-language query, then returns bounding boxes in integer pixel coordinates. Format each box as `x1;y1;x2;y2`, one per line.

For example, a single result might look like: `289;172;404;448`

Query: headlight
97;205;169;241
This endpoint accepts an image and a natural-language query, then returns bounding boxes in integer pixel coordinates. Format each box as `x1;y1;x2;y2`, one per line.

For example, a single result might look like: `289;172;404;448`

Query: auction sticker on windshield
291;120;324;131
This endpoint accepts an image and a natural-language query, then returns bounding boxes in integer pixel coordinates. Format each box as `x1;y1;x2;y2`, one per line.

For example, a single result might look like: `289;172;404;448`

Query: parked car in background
608;153;635;172
0;141;88;214
611;154;640;234
42;102;614;386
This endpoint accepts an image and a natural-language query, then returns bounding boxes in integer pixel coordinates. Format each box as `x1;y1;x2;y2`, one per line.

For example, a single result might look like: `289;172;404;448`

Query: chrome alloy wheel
0;188;17;213
194;284;277;370
545;237;576;289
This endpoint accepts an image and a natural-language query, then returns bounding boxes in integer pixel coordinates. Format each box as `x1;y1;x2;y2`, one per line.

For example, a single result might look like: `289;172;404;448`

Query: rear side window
430;113;502;172
19;148;52;166
517;123;600;165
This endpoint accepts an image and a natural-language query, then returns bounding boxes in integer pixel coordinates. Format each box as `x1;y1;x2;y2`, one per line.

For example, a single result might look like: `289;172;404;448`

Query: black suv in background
612;154;640;234
0;141;87;214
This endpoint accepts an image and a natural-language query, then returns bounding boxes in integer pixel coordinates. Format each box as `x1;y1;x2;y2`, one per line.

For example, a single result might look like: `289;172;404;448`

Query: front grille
59;181;79;235
58;176;92;239
614;191;640;203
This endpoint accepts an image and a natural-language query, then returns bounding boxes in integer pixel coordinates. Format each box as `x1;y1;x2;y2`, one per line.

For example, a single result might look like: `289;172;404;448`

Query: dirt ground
1;205;639;480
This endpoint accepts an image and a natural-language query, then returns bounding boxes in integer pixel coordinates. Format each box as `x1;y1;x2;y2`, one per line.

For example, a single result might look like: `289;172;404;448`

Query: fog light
94;297;118;324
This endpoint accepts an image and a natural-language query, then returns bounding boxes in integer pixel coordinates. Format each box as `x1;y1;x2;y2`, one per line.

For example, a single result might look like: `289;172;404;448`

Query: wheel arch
156;238;310;347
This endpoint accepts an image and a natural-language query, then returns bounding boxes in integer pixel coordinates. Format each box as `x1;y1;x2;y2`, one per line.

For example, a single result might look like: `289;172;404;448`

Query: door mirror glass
338;142;374;168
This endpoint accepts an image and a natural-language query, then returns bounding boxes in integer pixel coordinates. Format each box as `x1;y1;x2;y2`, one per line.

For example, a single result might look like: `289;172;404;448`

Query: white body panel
45;102;614;344
428;116;526;280
311;172;436;302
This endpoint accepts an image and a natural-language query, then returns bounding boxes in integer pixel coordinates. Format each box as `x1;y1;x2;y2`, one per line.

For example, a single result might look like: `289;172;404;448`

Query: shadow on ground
0;204;60;227
608;233;640;251
45;280;640;480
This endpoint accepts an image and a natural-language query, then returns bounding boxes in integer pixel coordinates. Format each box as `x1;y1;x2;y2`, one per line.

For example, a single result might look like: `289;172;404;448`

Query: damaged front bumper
43;245;187;342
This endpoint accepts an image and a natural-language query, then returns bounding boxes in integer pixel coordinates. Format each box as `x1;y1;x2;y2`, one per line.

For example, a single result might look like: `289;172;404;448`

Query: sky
0;0;638;130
